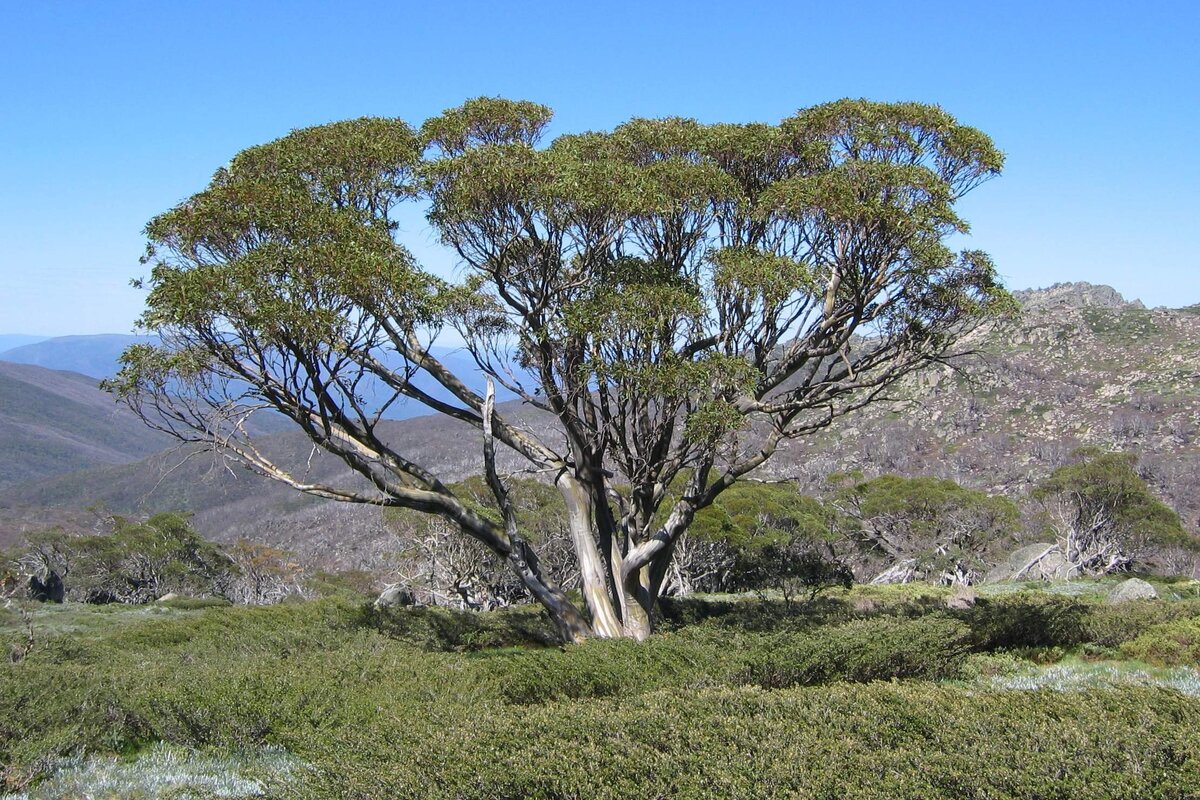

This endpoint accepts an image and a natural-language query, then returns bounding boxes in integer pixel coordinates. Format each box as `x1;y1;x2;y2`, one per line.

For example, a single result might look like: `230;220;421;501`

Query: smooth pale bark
557;473;624;638
553;479;702;641
618;565;654;641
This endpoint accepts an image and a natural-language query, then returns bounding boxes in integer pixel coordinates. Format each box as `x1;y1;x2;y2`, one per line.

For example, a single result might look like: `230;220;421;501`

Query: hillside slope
769;282;1200;529
2;283;1197;568
0;398;549;559
0;362;173;490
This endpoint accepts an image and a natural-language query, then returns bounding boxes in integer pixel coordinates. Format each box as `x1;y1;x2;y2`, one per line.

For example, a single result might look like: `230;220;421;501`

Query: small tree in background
1032;449;1193;576
679;481;851;602
225;540;309;605
13;513;234;604
833;473;1019;585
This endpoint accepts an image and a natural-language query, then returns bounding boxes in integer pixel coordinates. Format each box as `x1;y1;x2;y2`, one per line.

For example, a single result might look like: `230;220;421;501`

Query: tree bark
505;536;592;643
557;473;624;638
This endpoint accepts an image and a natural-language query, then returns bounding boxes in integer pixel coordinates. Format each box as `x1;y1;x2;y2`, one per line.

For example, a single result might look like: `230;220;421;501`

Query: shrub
8;596;1200;799
745;615;974;688
1081;599;1200;647
293;684;1200;800
484;627;765;705
360;603;559;651
962;592;1086;650
1120;617;1200;666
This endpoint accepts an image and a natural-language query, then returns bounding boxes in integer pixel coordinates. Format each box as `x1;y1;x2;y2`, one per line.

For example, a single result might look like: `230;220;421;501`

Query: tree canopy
1033;449;1191;575
833;473;1020;585
109;97;1009;641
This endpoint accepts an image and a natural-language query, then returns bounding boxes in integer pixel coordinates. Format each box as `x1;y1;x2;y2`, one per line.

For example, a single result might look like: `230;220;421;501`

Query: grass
981;658;1200;696
5;743;299;800
4;585;1200;798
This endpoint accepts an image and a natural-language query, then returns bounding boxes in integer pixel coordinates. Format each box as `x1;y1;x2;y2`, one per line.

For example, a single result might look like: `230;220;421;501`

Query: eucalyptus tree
1031;450;1191;576
110;97;1009;641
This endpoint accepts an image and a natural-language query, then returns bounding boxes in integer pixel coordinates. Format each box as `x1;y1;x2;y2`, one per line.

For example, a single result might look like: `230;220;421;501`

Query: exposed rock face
1014;281;1144;311
987;543;1070;582
27;569;64;603
1106;577;1159;604
374;584;417;608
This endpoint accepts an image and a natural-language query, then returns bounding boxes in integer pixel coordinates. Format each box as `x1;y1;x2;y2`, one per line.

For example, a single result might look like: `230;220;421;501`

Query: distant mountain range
0;334;156;379
0;335;50;353
0;360;174;490
0;334;523;418
1;282;1197;569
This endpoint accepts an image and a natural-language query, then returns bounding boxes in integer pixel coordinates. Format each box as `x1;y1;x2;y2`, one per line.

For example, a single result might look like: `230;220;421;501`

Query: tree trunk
616;564;653;641
557;473;624;638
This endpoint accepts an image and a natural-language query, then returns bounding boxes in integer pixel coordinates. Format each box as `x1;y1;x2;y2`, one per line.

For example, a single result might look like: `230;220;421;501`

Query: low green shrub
485;627;752;704
360;603;559;651
8;595;1200;798
746;615;974;688
1081;599;1200;647
961;591;1086;650
290;684;1200;800
1120;617;1200;666
958;651;1028;680
154;596;233;610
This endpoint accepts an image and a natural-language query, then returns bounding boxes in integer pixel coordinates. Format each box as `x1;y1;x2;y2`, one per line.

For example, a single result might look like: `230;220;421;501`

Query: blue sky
2;1;1197;335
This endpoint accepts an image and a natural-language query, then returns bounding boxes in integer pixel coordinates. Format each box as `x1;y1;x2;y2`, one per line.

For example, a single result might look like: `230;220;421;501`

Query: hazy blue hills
0;334;49;352
0;334;155;380
0;333;524;418
0;360;174;489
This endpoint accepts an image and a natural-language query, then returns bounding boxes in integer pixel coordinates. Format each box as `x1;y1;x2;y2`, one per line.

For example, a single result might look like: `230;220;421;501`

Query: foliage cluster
6;513;313;607
7;447;1189;621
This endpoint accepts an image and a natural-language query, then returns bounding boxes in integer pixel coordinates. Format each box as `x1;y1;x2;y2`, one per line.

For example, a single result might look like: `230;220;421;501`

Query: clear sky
2;0;1197;335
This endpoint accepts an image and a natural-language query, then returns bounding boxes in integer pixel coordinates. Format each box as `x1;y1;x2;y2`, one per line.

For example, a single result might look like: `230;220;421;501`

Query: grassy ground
3;583;1200;798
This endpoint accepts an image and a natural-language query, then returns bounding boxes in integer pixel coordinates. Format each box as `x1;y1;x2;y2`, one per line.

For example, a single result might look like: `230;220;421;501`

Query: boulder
374;585;417;609
1106;577;1158;604
986;543;1069;582
28;569;65;603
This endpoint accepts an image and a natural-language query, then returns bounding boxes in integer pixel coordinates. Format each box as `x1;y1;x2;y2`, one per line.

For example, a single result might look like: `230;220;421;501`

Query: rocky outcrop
1014;281;1143;311
1106;577;1159;604
374;584;418;608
